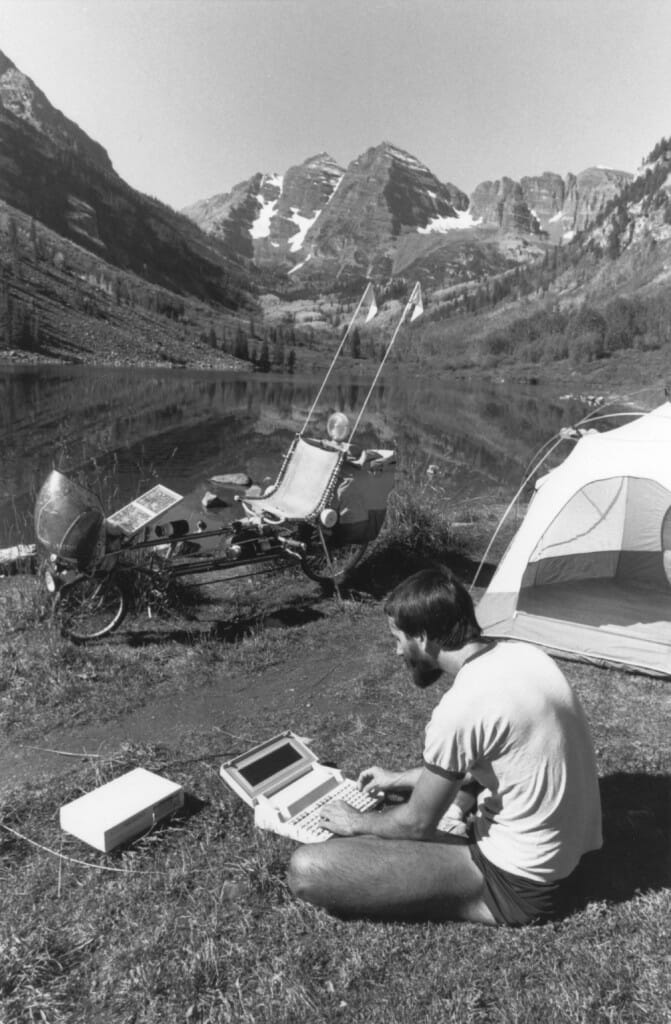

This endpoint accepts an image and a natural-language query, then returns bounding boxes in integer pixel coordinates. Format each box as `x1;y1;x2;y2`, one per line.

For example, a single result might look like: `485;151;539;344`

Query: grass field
1;504;670;1024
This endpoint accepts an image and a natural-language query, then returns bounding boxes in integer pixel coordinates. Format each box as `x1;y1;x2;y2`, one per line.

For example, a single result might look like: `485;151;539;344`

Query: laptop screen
238;742;303;787
220;732;318;804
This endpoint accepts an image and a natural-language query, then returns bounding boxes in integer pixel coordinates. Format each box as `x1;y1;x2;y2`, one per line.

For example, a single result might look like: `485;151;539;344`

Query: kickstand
317;525;344;608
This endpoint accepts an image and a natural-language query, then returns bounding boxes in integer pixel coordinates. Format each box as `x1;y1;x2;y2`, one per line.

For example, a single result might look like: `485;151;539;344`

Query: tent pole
470;435;566;591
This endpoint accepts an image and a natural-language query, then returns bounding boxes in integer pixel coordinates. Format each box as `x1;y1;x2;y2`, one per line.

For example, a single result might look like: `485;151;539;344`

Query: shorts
469;842;580;927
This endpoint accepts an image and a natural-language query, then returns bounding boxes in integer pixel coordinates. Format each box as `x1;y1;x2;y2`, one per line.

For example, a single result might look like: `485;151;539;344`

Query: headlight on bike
320;508;338;529
44;569;57;593
327;412;350;442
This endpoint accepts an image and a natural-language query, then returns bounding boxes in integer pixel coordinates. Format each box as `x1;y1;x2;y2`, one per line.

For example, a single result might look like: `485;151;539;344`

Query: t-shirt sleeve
422;692;478;780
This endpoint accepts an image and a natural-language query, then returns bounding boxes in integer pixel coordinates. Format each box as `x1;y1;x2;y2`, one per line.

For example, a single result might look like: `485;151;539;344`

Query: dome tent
476;402;671;677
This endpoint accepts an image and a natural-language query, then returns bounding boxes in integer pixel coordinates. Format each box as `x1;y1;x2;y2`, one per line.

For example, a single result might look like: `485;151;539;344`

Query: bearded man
287;567;602;926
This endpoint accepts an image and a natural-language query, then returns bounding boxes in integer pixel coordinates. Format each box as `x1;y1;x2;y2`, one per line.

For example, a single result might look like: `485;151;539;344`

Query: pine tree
29;218;39;260
258;340;271;372
8;217;20;278
0;277;9;347
234;326;249;360
273;334;285;369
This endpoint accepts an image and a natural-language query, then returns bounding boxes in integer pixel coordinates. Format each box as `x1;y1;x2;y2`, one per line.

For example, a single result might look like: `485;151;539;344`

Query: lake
0;363;587;547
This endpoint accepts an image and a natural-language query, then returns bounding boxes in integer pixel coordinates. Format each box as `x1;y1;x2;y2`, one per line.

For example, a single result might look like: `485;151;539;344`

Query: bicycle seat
241;437;344;524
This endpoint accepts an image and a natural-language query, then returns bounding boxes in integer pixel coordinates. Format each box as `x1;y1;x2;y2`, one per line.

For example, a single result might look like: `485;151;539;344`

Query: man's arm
357;765;423;795
320;768;463;840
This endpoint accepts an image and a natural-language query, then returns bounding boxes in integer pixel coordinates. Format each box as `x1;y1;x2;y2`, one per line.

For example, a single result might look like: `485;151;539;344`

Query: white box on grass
59;767;184;852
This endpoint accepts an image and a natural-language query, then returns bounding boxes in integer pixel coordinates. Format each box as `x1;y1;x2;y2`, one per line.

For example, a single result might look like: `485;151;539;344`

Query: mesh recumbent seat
241;437;345;524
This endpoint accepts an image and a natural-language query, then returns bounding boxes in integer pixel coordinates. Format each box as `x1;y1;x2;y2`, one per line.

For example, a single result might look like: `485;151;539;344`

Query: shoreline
0;344;663;404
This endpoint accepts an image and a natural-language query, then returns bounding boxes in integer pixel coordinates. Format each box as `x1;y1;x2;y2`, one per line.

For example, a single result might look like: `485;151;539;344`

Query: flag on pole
362;282;378;323
408;281;423;322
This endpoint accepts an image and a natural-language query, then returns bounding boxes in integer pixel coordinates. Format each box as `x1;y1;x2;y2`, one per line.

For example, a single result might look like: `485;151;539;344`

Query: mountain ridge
183;141;634;294
0;50;252;312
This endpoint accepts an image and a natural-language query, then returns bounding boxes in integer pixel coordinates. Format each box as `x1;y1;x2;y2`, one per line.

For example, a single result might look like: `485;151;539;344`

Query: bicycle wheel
300;528;368;586
55;574;127;642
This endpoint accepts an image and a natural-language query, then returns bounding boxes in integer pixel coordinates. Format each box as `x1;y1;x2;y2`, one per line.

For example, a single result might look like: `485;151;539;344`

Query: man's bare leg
287;835;496;924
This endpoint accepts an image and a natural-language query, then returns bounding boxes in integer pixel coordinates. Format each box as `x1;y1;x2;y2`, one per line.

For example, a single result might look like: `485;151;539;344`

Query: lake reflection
0;364;584;546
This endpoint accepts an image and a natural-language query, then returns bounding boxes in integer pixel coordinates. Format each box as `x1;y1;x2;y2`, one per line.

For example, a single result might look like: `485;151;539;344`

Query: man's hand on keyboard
318;799;365;836
357;765;399;796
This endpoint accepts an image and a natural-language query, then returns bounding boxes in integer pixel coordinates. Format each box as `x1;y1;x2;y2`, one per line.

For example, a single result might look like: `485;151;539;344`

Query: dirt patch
0;590;392;800
0;535;493;803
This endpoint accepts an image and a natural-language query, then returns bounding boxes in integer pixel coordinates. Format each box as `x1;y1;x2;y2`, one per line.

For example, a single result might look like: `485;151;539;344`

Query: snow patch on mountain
288;253;312;275
250;196;278;239
289;208;320;252
417;208;482;234
325;174;344;204
250;174;284;240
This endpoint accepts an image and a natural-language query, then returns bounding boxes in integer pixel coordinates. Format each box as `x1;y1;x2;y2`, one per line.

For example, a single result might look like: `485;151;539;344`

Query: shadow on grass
105;791;209;859
124;603;326;647
341;539;497;600
117;540;494;647
576;772;671;905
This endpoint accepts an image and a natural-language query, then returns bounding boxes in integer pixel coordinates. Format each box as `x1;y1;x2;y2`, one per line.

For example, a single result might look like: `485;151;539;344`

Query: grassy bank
1;500;669;1023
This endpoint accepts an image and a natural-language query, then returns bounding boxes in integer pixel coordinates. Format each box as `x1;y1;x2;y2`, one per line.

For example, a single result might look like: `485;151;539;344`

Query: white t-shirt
423;640;603;882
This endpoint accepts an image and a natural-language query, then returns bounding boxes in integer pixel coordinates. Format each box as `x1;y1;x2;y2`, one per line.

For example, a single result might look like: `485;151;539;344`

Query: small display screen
238;743;303;787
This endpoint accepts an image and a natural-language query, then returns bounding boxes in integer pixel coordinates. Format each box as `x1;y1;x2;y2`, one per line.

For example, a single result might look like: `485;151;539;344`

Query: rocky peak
520;172;566;233
183;154;345;265
257;153;344;260
356;142;468;227
562;166;634;235
297;142;472;277
182;173;265;259
469;177;538;234
469;166;633;242
282;152;343;214
0;49;112;173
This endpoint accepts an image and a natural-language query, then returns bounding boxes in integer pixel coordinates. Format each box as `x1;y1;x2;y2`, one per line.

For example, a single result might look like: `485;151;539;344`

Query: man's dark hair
384;567;481;650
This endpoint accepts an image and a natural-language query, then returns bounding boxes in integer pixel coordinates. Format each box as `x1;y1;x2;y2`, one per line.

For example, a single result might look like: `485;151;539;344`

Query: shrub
568;331;603;366
480;332;512;360
603;297;644;354
545;333;569;361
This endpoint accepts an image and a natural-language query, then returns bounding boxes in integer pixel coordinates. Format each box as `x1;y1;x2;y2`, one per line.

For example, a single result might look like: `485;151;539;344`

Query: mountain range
182;145;634;293
1;46;671;371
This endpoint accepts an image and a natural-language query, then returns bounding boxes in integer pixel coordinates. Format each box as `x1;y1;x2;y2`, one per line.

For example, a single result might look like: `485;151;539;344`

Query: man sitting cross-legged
287;567;602;926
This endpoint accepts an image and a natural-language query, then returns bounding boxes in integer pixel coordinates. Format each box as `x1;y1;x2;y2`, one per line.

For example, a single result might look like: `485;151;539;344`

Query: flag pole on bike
347;281;423;445
299;282;378;438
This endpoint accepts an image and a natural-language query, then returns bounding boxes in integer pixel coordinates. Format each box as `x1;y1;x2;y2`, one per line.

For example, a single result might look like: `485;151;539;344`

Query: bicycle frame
37;439;394;641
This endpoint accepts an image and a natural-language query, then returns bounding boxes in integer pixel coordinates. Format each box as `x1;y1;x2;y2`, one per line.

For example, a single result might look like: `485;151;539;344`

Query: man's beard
405;651;443;689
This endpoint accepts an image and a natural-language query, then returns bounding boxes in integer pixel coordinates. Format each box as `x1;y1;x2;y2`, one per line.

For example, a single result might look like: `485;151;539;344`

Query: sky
1;0;671;211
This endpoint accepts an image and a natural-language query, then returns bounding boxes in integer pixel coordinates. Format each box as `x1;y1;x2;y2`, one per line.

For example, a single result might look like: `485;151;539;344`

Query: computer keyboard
285;778;380;843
